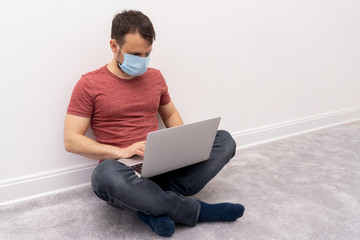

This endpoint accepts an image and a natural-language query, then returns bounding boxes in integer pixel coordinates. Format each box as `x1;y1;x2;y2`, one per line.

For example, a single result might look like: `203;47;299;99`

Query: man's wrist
105;144;124;160
114;147;125;159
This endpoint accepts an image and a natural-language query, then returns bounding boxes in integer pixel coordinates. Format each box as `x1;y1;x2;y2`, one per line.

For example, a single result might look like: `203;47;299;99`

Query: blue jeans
91;130;236;227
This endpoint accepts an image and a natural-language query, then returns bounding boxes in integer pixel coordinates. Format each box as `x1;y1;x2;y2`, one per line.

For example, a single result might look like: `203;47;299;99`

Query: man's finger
136;150;145;156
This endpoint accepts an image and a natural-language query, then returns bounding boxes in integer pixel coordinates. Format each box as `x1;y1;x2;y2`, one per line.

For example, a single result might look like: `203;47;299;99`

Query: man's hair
111;10;156;47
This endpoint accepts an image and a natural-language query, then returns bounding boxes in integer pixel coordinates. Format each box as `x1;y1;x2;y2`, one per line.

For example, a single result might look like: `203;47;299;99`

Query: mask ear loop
116;44;124;66
117;44;125;54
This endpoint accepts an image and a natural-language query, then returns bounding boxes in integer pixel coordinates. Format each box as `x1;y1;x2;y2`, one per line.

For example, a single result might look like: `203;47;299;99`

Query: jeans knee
217;130;237;159
91;160;120;194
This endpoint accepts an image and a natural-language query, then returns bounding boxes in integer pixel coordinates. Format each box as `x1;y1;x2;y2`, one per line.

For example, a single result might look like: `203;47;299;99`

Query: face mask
117;47;150;77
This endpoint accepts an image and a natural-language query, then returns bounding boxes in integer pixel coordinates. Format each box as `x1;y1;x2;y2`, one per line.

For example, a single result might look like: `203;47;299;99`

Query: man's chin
119;68;135;79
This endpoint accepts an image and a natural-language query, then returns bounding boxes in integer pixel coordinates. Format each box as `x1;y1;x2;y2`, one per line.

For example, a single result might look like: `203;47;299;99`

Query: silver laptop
118;117;221;178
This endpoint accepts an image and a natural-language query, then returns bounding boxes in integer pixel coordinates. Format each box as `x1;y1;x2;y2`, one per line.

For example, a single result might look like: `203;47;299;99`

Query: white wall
1;0;359;204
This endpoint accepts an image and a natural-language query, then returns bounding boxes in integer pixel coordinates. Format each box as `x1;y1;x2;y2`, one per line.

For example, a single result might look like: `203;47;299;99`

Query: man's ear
109;39;118;54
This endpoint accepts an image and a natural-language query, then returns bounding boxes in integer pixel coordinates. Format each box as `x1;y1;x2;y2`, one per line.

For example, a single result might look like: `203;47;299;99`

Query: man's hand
120;141;146;159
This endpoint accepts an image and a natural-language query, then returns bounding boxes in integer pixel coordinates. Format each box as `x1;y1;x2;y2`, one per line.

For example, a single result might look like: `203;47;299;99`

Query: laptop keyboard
132;163;143;174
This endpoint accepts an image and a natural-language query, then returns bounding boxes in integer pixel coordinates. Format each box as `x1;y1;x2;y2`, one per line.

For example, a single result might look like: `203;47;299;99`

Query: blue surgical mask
117;47;150;77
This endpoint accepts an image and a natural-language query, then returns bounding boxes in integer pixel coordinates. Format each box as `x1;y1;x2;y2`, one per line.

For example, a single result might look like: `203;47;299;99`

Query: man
64;10;245;237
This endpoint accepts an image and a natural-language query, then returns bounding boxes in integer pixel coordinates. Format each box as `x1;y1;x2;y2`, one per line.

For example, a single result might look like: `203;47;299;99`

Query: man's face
115;32;152;65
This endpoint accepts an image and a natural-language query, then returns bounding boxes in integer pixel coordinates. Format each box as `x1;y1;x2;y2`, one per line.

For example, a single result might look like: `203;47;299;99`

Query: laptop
118;117;221;178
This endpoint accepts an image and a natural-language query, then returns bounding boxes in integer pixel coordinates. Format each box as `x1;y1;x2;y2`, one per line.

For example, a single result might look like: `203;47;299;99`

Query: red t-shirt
67;65;171;148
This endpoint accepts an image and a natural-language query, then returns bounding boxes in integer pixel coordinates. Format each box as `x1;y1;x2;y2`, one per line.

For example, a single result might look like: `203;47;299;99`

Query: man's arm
64;114;145;160
158;101;183;128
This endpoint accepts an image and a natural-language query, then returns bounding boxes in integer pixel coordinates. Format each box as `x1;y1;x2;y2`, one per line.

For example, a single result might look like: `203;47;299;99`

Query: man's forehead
122;32;152;52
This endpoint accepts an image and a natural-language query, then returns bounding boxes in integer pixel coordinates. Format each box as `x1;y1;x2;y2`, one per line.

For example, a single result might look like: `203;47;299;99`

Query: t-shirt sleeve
158;71;171;106
67;76;93;118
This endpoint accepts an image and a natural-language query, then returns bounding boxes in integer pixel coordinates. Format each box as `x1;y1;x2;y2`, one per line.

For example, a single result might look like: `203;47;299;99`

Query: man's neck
107;57;134;80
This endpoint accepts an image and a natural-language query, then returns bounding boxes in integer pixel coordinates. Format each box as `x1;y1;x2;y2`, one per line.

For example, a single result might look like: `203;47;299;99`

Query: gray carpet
1;121;360;240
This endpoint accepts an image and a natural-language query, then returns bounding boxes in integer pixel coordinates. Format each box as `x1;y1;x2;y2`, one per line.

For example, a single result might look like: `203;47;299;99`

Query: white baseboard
1;106;360;206
0;163;97;206
233;106;360;149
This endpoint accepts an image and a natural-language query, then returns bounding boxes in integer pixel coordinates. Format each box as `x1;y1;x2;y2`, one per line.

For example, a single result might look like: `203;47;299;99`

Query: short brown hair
111;10;156;47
